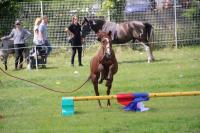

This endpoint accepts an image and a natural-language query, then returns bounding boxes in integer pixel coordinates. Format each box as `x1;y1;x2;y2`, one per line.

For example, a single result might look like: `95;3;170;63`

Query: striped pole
62;91;200;116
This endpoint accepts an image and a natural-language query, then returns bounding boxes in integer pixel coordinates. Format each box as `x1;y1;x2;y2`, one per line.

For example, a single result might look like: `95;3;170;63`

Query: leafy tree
0;0;20;36
182;0;200;39
100;0;125;22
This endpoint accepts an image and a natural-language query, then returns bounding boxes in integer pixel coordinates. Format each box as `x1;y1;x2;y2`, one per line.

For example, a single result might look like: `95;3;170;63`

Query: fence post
40;1;43;18
34;46;38;71
107;9;110;21
173;0;178;48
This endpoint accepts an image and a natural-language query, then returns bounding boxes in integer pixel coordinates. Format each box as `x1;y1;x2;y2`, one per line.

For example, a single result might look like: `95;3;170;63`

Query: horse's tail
144;23;154;49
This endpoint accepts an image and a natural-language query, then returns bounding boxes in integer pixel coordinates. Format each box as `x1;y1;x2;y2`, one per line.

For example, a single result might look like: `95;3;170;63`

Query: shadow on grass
39;66;59;69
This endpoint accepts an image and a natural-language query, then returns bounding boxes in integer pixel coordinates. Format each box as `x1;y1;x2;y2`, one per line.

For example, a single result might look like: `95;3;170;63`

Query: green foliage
182;0;200;18
101;0;124;10
0;0;21;36
180;0;200;45
99;0;125;21
102;0;115;10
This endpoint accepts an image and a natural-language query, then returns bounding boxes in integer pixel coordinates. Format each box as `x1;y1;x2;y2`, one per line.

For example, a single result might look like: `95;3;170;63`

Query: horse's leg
3;55;8;70
91;74;102;107
147;42;155;62
98;64;105;84
106;65;116;106
141;42;154;63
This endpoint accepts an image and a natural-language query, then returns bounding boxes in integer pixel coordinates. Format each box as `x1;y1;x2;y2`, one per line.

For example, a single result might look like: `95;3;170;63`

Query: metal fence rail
0;0;199;48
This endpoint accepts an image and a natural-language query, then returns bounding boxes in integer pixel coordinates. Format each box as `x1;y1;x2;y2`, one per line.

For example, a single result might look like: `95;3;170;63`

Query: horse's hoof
148;59;155;63
107;104;111;107
98;79;103;84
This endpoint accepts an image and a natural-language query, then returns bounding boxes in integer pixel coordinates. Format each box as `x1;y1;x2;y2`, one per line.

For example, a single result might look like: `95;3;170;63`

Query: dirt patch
0;114;3;119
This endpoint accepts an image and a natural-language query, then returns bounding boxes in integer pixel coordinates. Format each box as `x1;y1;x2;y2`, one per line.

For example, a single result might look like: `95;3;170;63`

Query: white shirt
33;25;40;45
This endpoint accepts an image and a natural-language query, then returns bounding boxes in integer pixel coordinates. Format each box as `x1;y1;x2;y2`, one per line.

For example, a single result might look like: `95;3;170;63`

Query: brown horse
90;31;118;107
82;17;155;63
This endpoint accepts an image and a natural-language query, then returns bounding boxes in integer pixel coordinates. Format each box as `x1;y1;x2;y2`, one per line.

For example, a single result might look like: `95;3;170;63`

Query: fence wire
0;0;199;48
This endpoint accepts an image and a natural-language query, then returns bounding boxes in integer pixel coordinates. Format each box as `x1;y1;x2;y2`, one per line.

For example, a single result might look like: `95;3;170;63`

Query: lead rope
0;67;90;94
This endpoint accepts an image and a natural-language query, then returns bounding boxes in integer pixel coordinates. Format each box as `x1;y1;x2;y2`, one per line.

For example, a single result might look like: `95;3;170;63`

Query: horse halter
101;37;112;59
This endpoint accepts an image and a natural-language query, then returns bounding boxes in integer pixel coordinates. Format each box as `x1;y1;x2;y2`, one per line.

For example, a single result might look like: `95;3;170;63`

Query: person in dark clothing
1;20;31;70
65;15;83;67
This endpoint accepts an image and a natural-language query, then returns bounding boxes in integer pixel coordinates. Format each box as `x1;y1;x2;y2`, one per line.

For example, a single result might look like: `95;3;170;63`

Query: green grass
0;46;200;133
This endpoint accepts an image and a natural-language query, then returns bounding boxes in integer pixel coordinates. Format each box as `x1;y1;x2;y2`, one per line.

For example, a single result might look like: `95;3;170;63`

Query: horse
0;39;29;70
82;17;155;63
90;31;118;107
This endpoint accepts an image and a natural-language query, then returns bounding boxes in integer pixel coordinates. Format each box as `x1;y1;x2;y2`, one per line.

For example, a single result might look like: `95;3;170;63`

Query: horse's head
97;31;112;59
82;17;105;34
81;17;91;38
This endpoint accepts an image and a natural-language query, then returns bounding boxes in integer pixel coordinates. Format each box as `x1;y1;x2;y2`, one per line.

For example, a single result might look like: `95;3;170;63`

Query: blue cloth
124;93;149;111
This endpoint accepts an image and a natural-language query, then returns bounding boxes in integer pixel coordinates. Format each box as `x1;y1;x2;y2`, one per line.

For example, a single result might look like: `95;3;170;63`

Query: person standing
38;15;52;56
65;15;83;67
1;20;31;70
33;17;42;46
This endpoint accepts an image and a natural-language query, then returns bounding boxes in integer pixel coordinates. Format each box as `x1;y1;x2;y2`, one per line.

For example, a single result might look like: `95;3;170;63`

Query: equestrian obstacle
62;91;200;116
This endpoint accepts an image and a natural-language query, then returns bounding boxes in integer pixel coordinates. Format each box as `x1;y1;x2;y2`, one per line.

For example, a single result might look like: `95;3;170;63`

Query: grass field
0;45;200;133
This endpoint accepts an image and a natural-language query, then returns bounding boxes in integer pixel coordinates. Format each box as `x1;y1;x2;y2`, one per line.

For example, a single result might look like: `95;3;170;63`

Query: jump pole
62;91;200;116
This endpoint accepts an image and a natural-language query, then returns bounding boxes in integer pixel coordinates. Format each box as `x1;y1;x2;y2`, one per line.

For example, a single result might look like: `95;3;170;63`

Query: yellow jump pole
62;91;200;116
149;91;200;98
73;91;200;101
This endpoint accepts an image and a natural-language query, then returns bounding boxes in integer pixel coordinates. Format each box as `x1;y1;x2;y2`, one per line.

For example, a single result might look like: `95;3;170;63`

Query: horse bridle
101;37;112;61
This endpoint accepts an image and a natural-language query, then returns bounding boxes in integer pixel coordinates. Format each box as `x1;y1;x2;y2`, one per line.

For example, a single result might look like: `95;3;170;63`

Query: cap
15;20;21;25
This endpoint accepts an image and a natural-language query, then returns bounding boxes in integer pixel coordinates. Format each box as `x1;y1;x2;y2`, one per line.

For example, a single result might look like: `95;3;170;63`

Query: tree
100;0;125;22
0;0;20;36
182;0;200;40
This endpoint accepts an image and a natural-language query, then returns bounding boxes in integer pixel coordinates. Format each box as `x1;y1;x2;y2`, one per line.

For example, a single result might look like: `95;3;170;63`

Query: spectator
65;15;83;67
33;17;42;46
163;0;173;9
1;20;31;70
38;15;52;56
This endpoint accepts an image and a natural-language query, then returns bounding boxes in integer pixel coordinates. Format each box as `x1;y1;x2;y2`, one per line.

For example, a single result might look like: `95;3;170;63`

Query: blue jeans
44;40;52;55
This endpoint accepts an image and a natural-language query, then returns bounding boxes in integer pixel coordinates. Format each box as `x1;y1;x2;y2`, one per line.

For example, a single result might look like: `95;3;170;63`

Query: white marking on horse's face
92;20;96;25
102;38;111;57
140;29;144;37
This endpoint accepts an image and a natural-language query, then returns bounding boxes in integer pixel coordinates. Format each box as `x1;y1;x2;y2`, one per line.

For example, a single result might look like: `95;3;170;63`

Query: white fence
0;0;199;48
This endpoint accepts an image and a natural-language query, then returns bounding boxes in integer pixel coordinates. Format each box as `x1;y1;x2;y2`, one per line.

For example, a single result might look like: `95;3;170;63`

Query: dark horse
0;40;29;70
90;31;118;107
82;17;155;63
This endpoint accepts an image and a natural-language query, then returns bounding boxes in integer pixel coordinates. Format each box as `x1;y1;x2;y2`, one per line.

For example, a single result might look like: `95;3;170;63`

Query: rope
0;67;90;94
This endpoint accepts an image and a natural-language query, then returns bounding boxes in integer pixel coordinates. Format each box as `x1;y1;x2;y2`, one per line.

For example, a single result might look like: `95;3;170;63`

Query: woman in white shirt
33;17;42;45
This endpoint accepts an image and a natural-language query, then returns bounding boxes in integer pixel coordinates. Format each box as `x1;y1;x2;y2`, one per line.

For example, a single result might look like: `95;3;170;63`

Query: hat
15;20;21;25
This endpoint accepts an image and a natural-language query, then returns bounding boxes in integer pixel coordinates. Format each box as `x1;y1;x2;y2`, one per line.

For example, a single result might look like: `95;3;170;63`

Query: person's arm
24;29;32;41
65;25;74;37
1;29;14;40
